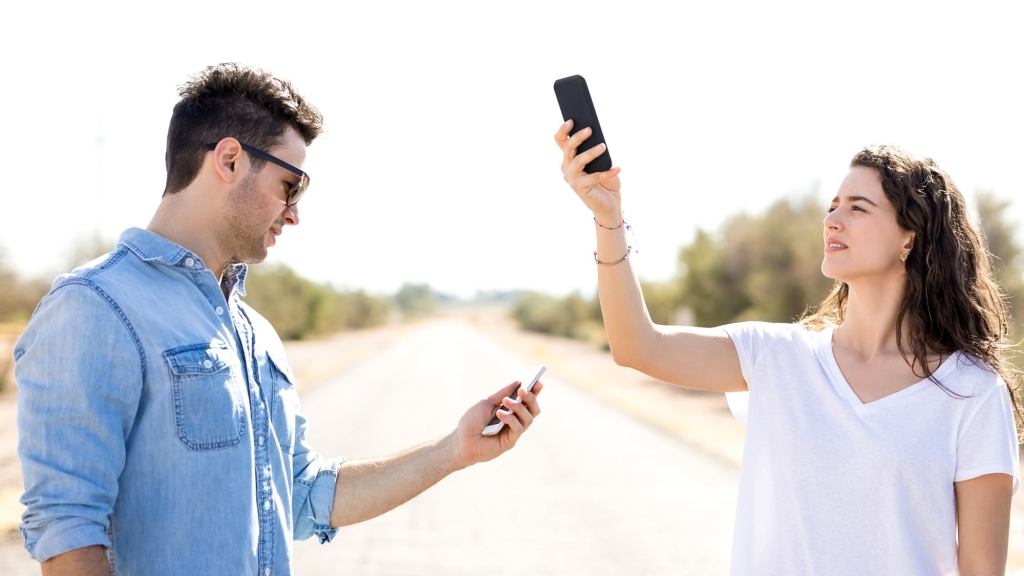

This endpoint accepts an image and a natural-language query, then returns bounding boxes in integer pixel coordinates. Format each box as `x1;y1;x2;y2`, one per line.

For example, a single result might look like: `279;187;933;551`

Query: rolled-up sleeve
290;404;344;543
15;281;143;561
291;450;344;543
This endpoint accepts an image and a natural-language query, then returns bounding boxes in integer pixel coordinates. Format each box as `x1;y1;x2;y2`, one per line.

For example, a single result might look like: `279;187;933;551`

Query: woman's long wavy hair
802;145;1021;426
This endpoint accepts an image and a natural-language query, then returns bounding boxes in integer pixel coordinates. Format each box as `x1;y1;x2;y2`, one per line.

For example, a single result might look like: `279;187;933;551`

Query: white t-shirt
721;321;1019;576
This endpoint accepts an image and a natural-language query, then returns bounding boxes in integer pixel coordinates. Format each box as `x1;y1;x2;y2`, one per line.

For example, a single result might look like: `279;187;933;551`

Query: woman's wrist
593;211;624;229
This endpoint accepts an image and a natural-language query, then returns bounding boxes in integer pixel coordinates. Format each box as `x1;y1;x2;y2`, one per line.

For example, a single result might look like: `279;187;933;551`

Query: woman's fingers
553;119;573;145
569;142;607;174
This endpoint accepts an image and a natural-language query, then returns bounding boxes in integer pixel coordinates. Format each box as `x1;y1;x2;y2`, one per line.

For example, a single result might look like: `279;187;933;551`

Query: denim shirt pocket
266;348;298;454
163;342;246;451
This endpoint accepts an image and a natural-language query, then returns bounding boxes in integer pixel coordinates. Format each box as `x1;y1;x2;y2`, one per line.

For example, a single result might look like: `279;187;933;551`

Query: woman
554;120;1020;575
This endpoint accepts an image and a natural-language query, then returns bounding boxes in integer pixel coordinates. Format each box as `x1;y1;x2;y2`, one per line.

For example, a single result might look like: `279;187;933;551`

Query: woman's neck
834;275;909;361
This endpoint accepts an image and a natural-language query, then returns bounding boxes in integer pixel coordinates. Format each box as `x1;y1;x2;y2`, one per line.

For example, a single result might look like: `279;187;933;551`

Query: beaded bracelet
594;245;632;266
594;216;626;230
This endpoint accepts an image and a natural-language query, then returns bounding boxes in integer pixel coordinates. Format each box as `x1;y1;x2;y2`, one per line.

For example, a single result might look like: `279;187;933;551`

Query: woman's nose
823;210;842;230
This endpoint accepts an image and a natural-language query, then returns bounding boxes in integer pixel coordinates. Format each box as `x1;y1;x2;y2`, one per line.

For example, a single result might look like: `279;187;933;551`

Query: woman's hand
555;119;623;227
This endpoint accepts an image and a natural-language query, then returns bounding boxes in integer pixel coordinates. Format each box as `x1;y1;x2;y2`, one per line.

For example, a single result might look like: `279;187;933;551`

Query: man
15;63;542;575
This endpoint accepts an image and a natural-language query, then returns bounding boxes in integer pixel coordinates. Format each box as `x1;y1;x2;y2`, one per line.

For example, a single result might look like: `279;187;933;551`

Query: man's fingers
486;381;521;404
519;381;542;417
502;395;535;429
496;406;525;436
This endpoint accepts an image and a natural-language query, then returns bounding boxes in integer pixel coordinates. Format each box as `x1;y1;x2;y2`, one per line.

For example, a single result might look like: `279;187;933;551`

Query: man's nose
284;204;300;226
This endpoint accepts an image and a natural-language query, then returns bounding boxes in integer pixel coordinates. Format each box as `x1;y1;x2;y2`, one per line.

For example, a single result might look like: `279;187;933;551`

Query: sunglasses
204;141;310;207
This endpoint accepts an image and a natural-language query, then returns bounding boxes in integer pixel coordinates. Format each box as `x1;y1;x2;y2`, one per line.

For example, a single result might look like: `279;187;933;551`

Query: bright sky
2;0;1022;299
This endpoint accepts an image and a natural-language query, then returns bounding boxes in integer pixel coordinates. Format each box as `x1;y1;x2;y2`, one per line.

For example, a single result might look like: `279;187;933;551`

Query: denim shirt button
264;568;271;576
202;360;213;369
215;306;224;316
257;435;264;446
184;257;195;268
263;499;271;511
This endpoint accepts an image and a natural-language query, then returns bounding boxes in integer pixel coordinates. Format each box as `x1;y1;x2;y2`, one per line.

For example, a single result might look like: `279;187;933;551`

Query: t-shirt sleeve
719;321;792;421
954;383;1020;493
720;321;779;385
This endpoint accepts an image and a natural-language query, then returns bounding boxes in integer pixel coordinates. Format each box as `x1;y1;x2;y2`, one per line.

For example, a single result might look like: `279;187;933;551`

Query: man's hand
331;379;545;527
450;380;544;469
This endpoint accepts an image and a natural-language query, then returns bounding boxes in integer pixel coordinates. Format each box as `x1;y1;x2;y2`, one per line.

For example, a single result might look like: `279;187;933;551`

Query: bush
243;264;393;340
512;291;597;339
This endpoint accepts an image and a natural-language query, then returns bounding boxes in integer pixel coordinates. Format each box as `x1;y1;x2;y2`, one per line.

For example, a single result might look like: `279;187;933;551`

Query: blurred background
1;0;1023;573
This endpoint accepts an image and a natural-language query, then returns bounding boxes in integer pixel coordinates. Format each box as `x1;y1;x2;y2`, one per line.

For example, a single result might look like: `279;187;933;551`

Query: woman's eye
826;207;836;213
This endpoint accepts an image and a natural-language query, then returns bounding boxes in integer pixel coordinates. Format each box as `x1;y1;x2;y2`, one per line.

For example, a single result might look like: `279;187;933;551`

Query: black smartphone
553;75;612;173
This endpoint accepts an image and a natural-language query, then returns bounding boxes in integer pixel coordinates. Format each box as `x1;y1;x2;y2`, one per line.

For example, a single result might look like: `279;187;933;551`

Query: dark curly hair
162;63;323;195
803;145;1021;425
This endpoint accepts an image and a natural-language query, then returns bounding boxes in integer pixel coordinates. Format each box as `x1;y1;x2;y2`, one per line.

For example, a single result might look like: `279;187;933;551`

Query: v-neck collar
814;326;961;413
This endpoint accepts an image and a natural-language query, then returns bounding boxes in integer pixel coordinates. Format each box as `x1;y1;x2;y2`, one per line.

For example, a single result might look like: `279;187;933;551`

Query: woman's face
821;166;915;284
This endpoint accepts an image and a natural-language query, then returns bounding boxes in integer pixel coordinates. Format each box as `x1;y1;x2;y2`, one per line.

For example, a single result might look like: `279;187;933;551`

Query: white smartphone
481;365;546;436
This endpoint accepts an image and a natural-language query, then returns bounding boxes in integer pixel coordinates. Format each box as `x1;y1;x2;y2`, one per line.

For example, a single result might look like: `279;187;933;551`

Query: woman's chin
820;263;845;283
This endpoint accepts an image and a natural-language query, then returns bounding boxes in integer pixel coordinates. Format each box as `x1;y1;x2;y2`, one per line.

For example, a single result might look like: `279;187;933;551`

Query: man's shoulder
42;245;136;304
40;239;179;326
17;249;147;354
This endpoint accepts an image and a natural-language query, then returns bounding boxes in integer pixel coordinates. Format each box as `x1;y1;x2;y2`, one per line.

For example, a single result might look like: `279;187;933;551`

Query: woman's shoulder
718;321;826;365
945;352;1006;397
721;320;826;344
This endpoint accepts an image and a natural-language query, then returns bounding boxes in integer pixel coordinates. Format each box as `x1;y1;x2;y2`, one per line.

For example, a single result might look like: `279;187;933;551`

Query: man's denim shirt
15;228;343;575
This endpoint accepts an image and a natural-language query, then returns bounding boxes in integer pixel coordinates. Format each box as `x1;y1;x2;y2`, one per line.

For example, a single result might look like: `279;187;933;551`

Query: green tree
638;279;680;325
511;291;597;339
243;264;321;340
677;193;834;326
394;283;436;318
677;228;751;326
243;264;394;339
329;289;392;330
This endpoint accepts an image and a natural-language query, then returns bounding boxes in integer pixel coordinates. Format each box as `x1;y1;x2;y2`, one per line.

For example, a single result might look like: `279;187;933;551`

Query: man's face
223;128;306;265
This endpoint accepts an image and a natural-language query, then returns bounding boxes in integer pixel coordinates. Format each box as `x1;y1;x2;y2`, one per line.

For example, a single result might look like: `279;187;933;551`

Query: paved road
0;318;740;574
293;319;738;575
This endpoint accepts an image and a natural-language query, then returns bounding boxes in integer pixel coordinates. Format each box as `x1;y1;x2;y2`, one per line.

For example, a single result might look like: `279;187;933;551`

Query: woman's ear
902;231;915;253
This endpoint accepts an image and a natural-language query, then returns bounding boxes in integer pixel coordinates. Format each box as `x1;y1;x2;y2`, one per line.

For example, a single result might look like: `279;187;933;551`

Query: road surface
0;318;740;574
292;319;738;575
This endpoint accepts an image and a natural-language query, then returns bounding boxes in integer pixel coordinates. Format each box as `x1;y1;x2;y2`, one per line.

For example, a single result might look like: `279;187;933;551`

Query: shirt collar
118;227;248;296
118;227;195;266
222;262;249;297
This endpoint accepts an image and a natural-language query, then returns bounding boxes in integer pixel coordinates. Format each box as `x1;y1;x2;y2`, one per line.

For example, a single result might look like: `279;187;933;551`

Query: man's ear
209;138;246;185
